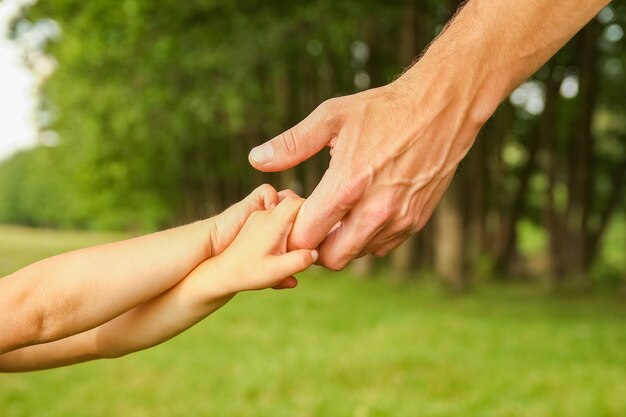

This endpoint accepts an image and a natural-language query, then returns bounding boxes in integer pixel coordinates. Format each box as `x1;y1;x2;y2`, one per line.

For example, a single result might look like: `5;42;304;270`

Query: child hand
216;197;317;294
208;184;279;257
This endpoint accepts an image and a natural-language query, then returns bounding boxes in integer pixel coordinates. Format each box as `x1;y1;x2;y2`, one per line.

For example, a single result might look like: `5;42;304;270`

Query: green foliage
2;0;424;231
0;147;74;228
0;1;624;279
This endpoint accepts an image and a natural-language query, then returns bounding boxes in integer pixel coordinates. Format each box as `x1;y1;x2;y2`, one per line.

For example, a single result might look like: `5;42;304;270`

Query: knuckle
283;196;300;205
336;177;366;208
413;205;438;232
289;233;318;251
321;250;352;271
413;215;429;232
394;216;414;234
365;195;395;226
369;235;401;257
375;204;394;224
257;183;275;194
279;128;300;155
317;98;335;118
372;248;390;258
316;98;342;130
372;239;399;257
278;196;302;213
324;258;348;271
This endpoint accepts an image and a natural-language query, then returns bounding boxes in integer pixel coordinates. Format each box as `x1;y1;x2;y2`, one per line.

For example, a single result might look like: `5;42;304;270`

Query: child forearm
0;196;316;373
0;219;215;354
0;258;233;372
93;258;233;358
0;190;312;372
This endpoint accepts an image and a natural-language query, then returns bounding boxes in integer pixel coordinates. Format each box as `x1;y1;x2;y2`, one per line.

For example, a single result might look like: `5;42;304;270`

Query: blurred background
0;0;625;289
0;1;625;416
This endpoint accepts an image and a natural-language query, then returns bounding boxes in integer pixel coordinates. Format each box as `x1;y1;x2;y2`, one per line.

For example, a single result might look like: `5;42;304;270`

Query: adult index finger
287;170;359;251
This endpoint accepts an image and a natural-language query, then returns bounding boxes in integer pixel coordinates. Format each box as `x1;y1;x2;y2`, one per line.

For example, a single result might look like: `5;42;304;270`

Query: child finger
210;185;277;255
277;189;301;202
267;197;305;243
251;184;279;210
269;197;305;228
229;184;277;216
273;249;317;278
272;276;298;290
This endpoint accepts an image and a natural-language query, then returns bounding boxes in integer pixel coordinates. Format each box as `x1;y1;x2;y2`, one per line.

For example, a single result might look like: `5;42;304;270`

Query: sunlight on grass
1;226;625;417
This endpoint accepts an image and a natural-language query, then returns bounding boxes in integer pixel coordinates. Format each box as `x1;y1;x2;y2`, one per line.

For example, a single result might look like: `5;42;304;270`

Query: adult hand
248;0;608;271
249;79;483;270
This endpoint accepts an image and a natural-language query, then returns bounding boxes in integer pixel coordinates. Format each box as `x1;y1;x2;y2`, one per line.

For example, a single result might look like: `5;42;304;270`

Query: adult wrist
397;39;505;131
393;0;528;130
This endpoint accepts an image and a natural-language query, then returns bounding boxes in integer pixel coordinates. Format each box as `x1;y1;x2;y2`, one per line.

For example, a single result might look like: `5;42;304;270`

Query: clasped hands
249;79;482;271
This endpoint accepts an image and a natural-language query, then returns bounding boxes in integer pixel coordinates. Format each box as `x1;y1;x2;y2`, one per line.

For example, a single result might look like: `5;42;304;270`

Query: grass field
1;225;625;417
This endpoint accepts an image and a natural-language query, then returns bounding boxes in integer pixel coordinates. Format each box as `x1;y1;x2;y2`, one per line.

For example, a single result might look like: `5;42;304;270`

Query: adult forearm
398;0;609;126
0;219;214;353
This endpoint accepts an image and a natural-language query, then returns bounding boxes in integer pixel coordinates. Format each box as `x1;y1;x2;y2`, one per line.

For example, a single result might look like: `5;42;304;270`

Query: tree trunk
351;256;375;278
390;237;415;281
564;21;600;279
496;69;560;275
587;158;626;264
462;137;488;276
434;178;466;292
485;103;515;259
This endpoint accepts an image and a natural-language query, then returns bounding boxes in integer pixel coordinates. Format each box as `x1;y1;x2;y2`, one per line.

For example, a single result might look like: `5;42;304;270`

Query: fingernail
311;250;319;262
249;144;274;165
269;202;277;209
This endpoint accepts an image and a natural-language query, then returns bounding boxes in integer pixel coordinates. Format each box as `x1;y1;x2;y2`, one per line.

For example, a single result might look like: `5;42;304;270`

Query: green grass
1;225;625;417
0;225;126;275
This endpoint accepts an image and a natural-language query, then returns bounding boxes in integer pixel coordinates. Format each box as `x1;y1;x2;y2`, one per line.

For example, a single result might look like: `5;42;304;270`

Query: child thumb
274;249;318;278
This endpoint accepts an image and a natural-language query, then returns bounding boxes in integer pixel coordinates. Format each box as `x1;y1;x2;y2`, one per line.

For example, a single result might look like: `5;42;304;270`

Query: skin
249;0;611;270
0;186;316;372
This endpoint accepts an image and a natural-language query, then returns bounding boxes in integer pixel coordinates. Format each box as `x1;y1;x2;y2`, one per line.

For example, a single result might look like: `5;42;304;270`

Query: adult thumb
249;102;336;172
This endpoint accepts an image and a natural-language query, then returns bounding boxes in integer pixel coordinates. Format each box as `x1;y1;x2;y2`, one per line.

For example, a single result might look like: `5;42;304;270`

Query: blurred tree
1;0;624;288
